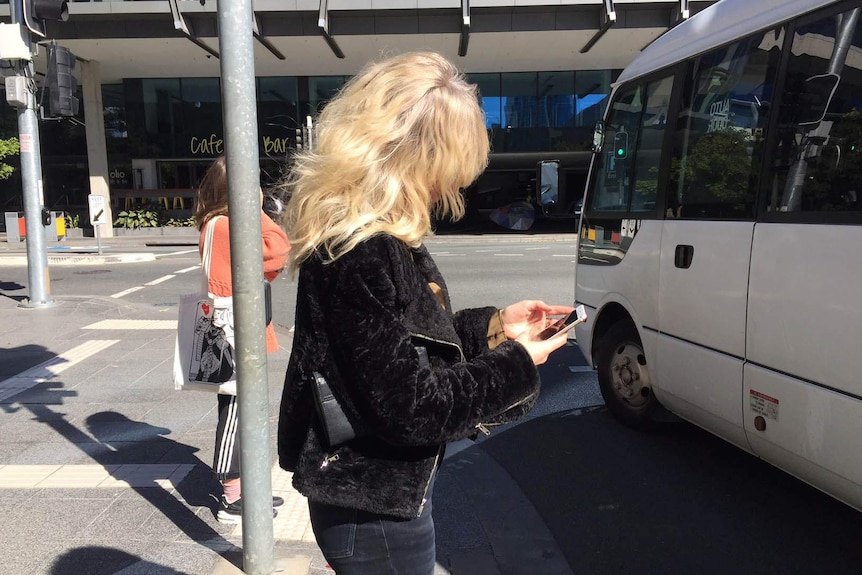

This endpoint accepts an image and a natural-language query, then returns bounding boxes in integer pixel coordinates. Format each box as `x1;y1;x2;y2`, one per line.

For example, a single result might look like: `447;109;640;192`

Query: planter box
113;227;197;237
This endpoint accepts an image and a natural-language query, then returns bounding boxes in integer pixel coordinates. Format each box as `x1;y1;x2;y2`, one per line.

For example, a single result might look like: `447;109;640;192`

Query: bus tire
596;321;656;429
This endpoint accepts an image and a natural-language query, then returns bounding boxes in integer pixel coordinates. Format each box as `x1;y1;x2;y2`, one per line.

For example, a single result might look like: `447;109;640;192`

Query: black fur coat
277;234;540;519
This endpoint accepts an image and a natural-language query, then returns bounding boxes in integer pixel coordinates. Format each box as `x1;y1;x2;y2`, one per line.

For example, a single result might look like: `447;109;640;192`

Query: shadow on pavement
0;281;27;303
8;385;233;559
480;407;862;574
51;546;185;575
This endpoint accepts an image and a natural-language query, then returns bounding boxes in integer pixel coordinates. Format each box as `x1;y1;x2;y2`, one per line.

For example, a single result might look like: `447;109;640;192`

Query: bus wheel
597;321;655;428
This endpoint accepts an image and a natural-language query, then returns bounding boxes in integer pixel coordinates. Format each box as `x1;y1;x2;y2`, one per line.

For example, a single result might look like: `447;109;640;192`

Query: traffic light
46;43;78;117
22;0;69;38
613;131;629;159
295;127;303;150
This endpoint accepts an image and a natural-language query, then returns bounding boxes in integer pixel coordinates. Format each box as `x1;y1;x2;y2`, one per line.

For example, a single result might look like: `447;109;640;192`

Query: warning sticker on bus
750;389;779;421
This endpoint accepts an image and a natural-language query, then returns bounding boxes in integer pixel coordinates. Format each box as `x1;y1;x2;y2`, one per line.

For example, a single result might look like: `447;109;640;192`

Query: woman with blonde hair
194;156;291;524
277;52;572;573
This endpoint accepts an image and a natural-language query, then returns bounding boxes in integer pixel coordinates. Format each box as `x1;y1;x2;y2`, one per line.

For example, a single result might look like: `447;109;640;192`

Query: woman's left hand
500;300;575;340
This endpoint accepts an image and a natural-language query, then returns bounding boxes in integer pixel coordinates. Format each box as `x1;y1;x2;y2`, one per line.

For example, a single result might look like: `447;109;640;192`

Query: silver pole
216;0;275;573
11;0;53;308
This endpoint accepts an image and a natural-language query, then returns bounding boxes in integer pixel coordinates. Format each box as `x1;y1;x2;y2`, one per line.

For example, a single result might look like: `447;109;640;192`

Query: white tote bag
173;216;237;394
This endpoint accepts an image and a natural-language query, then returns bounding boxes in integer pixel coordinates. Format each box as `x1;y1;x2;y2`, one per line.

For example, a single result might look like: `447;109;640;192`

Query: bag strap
201;215;222;294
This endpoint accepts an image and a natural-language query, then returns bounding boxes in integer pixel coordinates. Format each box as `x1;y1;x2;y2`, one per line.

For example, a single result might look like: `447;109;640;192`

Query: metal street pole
10;0;54;308
216;0;275;573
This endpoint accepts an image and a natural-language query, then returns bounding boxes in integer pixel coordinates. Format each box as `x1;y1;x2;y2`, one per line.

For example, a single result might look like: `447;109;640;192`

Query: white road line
110;286;145;299
551;254;577;257
145;275;175;286
174;265;200;274
525;246;550;250
493;253;524;257
0;339;120;401
156;249;199;258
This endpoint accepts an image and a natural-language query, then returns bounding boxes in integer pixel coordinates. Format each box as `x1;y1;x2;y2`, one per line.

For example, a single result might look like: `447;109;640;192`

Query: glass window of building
258;77;298;167
180;78;222;143
308;76;347;116
142;79;182;137
470;73;502;130
538;71;575;151
501;72;537;130
500;72;538;152
575;70;615;128
537;72;575;128
102;84;127;139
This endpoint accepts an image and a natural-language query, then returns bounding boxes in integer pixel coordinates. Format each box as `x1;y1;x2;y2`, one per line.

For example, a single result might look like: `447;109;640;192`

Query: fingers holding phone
537;304;587;340
515;305;587;365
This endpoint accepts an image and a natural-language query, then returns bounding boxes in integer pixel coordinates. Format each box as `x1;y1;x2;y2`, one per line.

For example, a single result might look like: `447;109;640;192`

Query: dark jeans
308;494;435;575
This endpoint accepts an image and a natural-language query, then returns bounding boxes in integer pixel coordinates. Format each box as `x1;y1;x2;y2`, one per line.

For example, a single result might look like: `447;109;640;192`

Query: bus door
656;31;781;449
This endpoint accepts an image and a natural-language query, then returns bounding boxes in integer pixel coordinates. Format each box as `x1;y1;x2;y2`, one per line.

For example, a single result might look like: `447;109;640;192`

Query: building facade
0;0;715;226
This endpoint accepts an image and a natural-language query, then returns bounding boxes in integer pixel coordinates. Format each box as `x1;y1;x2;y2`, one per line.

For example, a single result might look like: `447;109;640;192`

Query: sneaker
217;495;282;524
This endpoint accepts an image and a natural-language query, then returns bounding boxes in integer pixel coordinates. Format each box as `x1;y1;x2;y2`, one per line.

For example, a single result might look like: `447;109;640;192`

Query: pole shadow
1;359;236;572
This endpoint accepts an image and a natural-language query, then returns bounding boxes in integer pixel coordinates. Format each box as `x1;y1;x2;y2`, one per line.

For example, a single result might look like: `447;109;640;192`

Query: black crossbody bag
310;344;437;449
310;371;357;449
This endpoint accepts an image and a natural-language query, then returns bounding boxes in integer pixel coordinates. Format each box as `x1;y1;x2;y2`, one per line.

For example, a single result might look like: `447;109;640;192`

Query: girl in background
194;156;291;524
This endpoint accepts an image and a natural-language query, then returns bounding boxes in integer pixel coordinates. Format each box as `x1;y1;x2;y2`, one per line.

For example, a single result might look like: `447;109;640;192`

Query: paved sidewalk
0;228;579;575
0;272;327;574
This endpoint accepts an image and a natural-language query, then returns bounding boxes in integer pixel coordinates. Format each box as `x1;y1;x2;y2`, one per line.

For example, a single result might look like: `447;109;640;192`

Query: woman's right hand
513;329;570;365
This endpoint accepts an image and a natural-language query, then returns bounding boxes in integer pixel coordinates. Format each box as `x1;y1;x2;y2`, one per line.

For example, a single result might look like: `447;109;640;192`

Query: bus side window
591;86;642;212
631;76;673;213
590;76;672;214
769;8;862;217
669;31;782;220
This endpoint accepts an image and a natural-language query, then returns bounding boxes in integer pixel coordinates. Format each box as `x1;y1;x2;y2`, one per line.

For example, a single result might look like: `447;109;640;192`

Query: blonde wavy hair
281;51;490;273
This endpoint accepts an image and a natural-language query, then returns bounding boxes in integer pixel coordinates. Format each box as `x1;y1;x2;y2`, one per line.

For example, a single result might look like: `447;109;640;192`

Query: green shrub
165;216;196;228
114;208;160;229
64;213;81;229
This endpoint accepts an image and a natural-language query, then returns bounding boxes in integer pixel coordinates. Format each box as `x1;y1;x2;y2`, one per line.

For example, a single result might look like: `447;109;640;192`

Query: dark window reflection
768;8;862;216
669;30;781;219
181;78;222;140
102;84;127;139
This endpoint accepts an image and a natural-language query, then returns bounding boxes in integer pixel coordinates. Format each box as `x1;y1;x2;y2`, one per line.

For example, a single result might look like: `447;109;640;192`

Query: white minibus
575;0;862;511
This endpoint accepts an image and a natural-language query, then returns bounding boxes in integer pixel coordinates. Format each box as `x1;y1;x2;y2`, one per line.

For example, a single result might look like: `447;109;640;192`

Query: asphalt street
2;227;862;575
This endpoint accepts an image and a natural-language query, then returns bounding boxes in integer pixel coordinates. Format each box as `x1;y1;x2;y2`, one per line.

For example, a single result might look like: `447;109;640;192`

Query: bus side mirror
593;121;604;153
798;72;840;127
537;160;560;206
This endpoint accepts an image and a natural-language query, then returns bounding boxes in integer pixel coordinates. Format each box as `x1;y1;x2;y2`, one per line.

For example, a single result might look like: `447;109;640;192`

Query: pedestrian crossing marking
0;464;194;488
83;319;177;330
0;339;120;402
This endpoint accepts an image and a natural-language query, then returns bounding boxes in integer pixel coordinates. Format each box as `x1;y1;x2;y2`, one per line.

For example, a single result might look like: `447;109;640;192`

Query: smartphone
537;305;587;340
